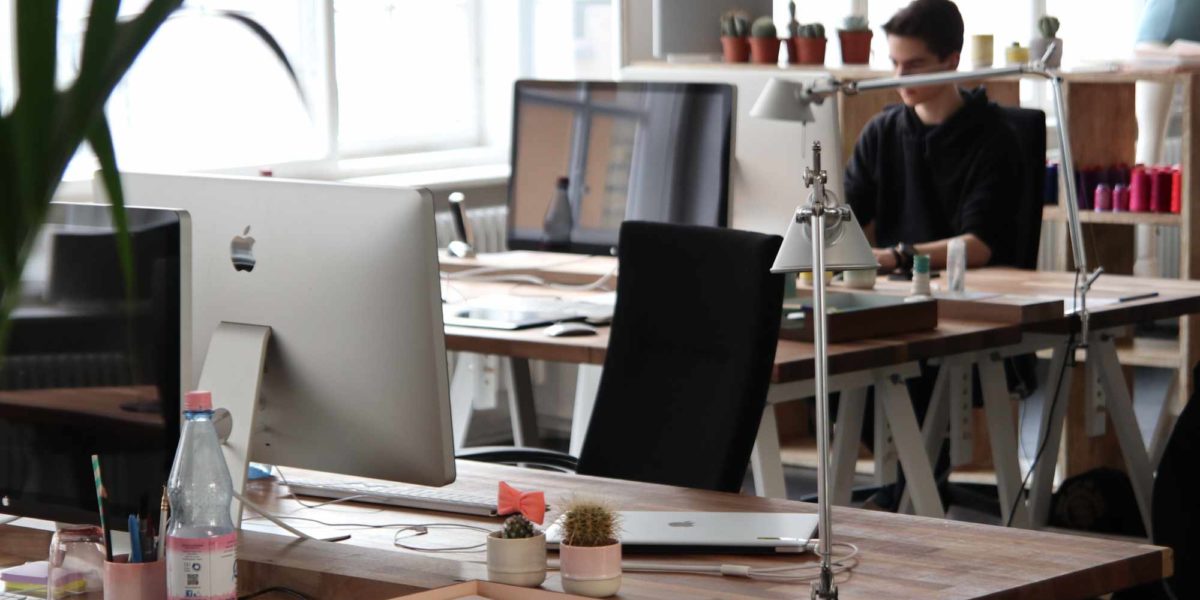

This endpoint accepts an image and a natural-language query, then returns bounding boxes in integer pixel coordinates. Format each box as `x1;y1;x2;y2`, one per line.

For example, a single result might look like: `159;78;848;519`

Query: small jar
48;525;106;599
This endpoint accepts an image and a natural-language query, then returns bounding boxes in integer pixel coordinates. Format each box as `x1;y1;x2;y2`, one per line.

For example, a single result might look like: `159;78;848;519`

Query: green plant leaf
208;9;310;109
87;114;135;303
13;0;59;215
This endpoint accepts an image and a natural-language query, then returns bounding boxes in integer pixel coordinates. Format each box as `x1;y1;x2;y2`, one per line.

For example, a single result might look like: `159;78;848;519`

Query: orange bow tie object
498;481;545;525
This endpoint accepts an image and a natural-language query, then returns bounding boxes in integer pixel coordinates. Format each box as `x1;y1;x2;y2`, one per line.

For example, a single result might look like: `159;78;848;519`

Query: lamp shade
771;208;878;273
749;77;815;123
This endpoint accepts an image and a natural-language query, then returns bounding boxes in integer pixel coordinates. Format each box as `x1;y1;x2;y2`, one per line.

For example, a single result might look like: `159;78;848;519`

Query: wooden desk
2;463;1170;598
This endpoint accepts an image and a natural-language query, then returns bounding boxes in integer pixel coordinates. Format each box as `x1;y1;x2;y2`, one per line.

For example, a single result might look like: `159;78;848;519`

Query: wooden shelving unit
1043;205;1182;226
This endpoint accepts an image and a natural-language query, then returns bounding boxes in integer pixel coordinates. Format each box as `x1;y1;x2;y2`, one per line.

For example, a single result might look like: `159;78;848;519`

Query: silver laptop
545;511;817;554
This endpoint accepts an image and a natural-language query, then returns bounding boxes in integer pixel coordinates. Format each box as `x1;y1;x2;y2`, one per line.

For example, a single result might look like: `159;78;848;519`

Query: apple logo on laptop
668;521;695;528
231;226;257;272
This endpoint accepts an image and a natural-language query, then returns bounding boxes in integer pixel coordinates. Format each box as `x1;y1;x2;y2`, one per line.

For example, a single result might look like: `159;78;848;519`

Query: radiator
435;206;509;253
0;352;132;390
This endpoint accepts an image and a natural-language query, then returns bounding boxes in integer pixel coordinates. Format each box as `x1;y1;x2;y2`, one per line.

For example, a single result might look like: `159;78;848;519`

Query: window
3;0;614;182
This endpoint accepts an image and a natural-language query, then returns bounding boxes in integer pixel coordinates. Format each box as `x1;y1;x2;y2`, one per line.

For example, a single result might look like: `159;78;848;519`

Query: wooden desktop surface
229;461;1170;600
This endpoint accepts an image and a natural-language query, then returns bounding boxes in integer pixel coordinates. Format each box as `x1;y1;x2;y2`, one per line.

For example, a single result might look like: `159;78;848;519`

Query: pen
129;514;143;563
1119;292;1159;303
90;455;114;562
158;486;168;560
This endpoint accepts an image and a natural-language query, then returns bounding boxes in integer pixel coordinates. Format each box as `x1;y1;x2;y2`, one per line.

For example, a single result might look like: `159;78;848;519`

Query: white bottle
947;237;966;294
166;391;237;600
909;254;932;299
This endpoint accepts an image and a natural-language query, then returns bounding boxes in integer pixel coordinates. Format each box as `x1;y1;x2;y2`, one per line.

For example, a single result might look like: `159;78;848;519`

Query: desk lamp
751;52;1095;600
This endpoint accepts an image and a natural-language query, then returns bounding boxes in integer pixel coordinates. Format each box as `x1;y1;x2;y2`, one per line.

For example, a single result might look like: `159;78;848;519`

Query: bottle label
167;532;237;600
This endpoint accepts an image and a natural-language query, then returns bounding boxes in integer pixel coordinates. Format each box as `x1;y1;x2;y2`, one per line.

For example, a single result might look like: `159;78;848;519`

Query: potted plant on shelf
1031;15;1062;67
749;16;780;65
720;11;751;63
784;1;801;65
557;499;621;598
796;23;827;66
838;15;872;65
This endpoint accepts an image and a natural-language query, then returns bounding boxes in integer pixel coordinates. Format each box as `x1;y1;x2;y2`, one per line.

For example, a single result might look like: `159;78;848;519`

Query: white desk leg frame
830;386;868;505
196;322;270;529
877;372;945;518
978;353;1030;528
569;365;604;456
1090;331;1155;535
1029;337;1075;528
751;405;789;498
504;357;539;447
897;363;950;515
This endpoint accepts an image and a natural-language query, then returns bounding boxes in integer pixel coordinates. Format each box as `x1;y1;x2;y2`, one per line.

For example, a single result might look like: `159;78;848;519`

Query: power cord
238;586;313;600
1005;330;1077;528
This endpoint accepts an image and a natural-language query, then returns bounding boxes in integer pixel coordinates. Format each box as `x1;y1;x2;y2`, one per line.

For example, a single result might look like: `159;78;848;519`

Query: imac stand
197;321;345;542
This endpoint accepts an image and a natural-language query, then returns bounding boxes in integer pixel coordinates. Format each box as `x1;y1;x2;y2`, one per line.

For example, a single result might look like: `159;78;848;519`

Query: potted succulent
486;514;547;587
784;1;801;65
720;11;751;63
749;16;780;65
796;23;827;66
557;499;621;598
1030;15;1062;67
838;15;873;65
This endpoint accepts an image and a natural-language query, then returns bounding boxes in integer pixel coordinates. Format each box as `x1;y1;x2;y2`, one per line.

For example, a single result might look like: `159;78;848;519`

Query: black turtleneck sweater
844;87;1022;266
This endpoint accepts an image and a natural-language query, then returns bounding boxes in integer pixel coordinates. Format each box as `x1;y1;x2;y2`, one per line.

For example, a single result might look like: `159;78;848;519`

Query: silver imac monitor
100;173;455;506
0;203;188;526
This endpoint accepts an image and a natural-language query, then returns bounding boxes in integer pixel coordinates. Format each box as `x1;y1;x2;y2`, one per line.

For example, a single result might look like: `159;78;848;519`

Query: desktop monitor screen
0;203;187;526
110;173;455;506
507;80;733;255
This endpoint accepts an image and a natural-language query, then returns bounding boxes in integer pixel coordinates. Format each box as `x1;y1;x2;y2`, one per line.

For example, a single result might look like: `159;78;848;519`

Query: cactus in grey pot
1032;14;1062;67
502;514;539;539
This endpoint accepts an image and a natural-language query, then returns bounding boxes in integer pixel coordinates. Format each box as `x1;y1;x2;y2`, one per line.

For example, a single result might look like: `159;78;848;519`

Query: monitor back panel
108;173;455;487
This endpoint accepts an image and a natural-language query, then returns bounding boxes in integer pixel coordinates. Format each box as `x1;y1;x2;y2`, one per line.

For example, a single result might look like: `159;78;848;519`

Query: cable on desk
238;586;313;600
238;513;493;552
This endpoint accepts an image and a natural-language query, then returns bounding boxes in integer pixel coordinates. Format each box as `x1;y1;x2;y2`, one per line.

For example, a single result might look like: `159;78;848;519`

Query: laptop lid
545;511;817;554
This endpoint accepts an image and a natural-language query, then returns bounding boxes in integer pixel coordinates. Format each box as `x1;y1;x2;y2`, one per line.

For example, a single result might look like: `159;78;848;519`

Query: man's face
887;35;960;106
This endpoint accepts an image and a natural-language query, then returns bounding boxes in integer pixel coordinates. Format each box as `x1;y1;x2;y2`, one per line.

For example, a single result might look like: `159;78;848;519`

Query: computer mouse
544;322;599;337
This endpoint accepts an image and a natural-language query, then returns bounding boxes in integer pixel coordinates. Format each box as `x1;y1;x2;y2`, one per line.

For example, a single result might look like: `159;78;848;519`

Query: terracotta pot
486;532;547;588
783;37;798;64
559;542;621;597
1029;36;1062;67
796;37;827;65
838;30;872;65
720;36;750;63
749;37;781;65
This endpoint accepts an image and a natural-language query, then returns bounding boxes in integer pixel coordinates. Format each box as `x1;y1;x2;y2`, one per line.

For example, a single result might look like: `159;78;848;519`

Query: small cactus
799;23;825;39
842;15;869;31
560;499;619;548
720;10;749;37
1038;15;1060;39
502;514;539;539
787;1;800;37
750;16;777;39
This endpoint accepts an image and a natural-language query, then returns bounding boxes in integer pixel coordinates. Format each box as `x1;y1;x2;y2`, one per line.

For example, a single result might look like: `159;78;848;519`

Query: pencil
90;454;114;562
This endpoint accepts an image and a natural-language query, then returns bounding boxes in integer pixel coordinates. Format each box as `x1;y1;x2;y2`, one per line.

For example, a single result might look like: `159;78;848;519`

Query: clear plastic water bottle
166;390;237;600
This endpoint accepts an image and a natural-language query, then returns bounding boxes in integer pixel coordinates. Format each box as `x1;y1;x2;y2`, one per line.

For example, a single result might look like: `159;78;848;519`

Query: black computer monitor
0;203;186;526
506;80;733;255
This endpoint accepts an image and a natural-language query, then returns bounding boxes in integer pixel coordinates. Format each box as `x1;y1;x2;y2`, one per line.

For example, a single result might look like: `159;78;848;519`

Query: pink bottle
1171;167;1182;214
1151;168;1172;213
1129;166;1150;212
1093;183;1112;211
1112;184;1130;212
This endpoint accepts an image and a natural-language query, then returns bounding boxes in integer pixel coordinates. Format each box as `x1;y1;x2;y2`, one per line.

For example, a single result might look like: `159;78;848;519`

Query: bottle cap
184;390;213;412
913;254;930;274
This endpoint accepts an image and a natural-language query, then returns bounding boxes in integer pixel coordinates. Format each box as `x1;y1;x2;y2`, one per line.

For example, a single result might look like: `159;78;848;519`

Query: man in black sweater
845;0;1022;273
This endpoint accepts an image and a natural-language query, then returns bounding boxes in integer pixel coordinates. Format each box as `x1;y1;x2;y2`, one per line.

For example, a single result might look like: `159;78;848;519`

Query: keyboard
445;293;616;329
283;476;499;517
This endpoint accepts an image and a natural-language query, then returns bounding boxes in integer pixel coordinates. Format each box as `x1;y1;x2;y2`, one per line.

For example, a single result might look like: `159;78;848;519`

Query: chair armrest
457;446;579;472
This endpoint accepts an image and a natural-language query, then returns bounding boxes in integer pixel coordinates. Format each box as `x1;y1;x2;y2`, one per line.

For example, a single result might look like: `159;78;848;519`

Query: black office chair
460;221;785;493
1000;106;1047;270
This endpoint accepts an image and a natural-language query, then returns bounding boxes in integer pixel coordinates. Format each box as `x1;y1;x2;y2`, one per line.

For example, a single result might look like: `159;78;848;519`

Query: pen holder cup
103;555;165;600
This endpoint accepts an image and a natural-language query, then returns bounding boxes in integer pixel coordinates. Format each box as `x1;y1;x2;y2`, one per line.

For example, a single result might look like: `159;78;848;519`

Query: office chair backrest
1151;362;1200;599
1000;106;1047;269
576;221;784;492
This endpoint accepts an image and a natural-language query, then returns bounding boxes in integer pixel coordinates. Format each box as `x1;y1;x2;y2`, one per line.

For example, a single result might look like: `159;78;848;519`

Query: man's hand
874;247;897;273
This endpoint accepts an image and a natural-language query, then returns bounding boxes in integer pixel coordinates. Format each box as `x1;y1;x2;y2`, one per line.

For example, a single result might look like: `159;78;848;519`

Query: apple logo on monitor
231;226;256;272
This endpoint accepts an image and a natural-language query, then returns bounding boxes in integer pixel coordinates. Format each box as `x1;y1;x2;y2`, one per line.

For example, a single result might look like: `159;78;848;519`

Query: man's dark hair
882;0;964;60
